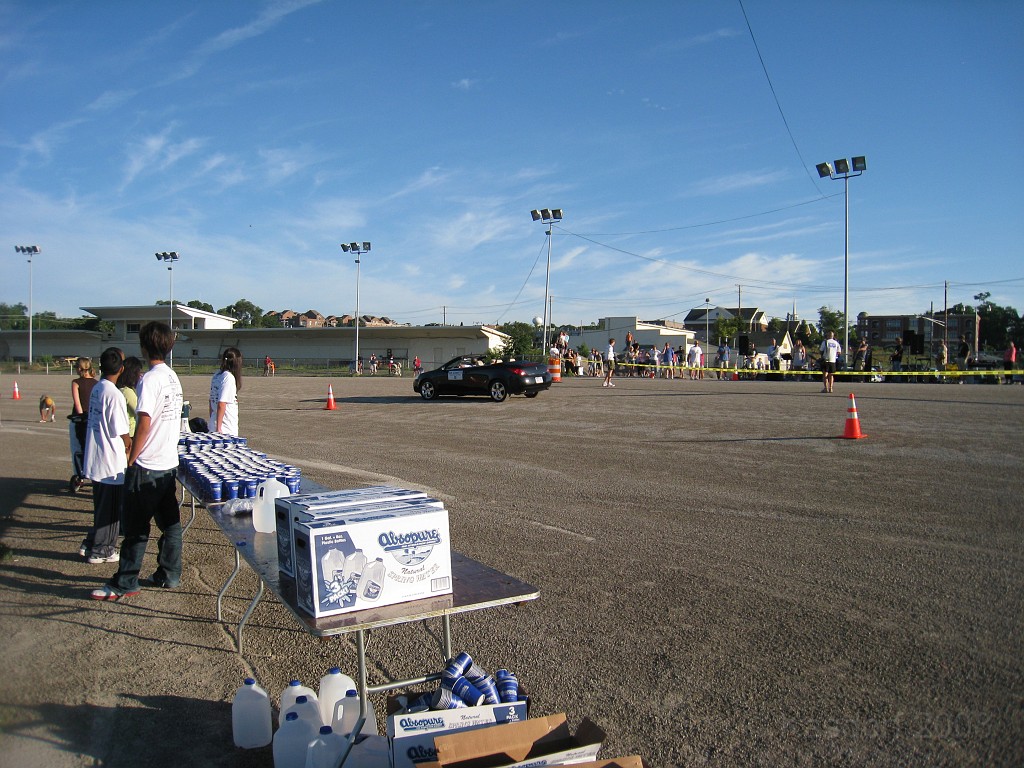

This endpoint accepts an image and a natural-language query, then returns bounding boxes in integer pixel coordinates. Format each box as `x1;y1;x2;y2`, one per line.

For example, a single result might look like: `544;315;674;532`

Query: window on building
127;323;140;333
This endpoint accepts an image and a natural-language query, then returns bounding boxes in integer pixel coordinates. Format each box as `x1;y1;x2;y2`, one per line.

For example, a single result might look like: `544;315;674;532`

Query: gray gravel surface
1;372;1021;767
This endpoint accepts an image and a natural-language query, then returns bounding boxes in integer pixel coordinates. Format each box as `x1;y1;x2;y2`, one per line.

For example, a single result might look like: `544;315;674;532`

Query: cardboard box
422;713;605;768
275;486;433;577
292;505;452;618
557;759;645;768
388;698;529;768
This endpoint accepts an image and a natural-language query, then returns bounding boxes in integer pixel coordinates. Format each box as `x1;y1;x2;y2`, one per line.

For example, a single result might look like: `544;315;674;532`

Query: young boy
91;322;183;601
81;348;130;563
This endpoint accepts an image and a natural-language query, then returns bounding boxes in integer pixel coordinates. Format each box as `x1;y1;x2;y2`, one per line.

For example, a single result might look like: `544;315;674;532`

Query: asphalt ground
0;371;1022;767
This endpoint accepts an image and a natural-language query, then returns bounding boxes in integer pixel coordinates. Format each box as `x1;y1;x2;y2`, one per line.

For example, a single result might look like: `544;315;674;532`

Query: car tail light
510;367;526;376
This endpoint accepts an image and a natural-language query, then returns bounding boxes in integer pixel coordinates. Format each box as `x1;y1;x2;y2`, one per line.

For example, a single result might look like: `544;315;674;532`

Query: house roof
81;305;236;324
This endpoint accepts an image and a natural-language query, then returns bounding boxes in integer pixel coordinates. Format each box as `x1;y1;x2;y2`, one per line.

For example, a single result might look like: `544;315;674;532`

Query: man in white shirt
820;331;843;393
81;348;130;564
92;322;184;600
603;339;616;387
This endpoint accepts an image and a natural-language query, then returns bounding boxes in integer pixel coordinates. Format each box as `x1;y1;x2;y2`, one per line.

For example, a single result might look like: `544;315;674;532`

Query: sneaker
87;551;120;564
79;541;90;558
90;585;139;601
608;382;615;387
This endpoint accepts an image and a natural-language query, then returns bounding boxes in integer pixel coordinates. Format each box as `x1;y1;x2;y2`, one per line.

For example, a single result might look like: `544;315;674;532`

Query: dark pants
86;482;122;558
111;466;180;593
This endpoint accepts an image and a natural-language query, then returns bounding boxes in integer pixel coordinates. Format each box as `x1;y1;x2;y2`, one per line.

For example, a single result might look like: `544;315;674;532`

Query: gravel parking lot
1;372;1021;766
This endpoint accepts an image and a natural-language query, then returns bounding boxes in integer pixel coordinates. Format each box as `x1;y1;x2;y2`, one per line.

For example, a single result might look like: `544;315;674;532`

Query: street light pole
15;246;40;365
155;252;180;366
340;242;371;373
530;209;563;356
816;156;867;365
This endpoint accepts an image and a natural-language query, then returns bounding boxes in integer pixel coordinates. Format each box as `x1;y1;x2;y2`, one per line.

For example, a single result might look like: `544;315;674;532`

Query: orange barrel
547;357;562;383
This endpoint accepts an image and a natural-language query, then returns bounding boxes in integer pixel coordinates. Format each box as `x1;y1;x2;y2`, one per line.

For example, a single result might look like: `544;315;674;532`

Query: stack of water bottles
231;668;388;768
177;431;301;505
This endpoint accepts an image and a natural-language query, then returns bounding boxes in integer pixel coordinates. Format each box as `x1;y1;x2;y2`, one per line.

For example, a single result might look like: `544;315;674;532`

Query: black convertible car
413;355;552;402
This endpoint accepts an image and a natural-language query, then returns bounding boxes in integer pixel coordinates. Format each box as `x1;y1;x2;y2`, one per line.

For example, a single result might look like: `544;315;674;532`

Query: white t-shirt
84;379;129;485
606;343;615;362
135;362;183;472
821;338;842;363
209;370;239;435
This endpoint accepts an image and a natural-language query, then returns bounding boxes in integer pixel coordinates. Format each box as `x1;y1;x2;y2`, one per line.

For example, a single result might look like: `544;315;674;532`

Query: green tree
0;302;28;330
187;299;215;313
972;293;1021;351
218;299;264;328
262;312;283;328
496;321;536;358
714;316;742;345
817;306;846;337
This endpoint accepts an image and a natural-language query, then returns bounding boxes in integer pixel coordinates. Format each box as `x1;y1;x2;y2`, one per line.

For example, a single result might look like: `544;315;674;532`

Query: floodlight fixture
530;207;564;354
154;252;180;365
14;245;41;363
341;240;372;371
816;154;868;366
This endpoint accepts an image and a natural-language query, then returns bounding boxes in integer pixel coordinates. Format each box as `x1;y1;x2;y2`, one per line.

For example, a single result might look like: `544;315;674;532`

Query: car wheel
419;381;438;400
524;391;539;398
489;380;508;402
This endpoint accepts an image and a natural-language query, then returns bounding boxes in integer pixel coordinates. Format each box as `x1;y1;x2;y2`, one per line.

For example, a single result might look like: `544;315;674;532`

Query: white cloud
452;78;479;91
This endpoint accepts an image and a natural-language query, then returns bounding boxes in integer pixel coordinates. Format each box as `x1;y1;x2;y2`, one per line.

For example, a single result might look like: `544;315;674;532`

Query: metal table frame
180;481;538;762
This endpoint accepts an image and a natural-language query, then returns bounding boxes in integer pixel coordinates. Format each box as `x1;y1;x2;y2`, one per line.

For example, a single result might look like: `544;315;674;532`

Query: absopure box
388;700;528;768
275;486;433;577
292;504;452;618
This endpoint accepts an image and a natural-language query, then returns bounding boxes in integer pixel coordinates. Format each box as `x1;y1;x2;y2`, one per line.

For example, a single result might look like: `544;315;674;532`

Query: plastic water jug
318;667;356;729
282;694;322;731
338;689;378;737
273;712;317;768
254;477;288;533
306;725;347;768
279;680;319;726
232;678;272;748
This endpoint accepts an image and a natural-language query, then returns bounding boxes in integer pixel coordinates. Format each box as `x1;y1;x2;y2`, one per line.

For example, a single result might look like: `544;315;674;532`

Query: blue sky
3;1;1022;329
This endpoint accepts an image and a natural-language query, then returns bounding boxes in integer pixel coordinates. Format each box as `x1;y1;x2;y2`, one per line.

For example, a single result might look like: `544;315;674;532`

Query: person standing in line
210;347;243;435
716;340;730;380
820;331;842;393
603;339;616;387
118;356;143;438
890;337;904;375
662;342;675;379
686;342;700;380
91;321;183;600
853;339;869;383
1004;341;1017;384
70;357;99;487
791;340;807;381
957;335;971;383
81;348;130;564
768;338;781;371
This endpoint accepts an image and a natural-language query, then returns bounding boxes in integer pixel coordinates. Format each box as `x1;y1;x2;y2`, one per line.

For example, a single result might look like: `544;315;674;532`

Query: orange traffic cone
324;384;337;410
841;393;867;439
12;381;21;400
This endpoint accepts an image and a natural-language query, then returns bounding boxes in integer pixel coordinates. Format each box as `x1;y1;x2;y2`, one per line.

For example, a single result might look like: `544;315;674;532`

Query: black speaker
738;335;750;355
911;332;924;355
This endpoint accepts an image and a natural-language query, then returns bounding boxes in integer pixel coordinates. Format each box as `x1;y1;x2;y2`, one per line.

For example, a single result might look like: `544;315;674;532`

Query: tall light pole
816;156;866;364
340;242;371;372
705;298;712;348
155;251;179;366
15;245;40;365
530;208;562;355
